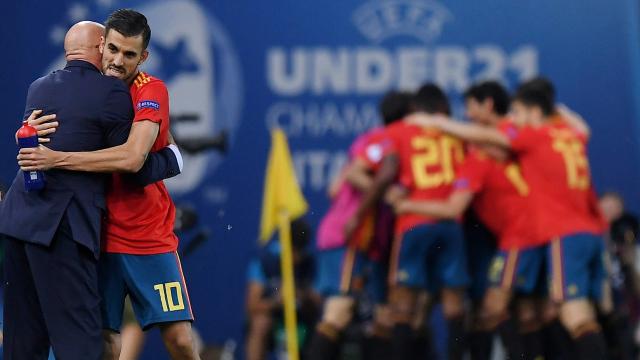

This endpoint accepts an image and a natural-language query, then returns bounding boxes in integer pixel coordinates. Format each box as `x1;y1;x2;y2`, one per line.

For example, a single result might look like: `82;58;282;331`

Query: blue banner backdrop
1;0;640;358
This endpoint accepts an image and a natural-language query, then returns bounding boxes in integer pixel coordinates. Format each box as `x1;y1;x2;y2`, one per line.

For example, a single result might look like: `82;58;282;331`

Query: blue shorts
488;246;546;295
99;252;194;331
314;247;365;297
547;233;606;302
360;257;388;303
390;221;469;291
463;217;497;301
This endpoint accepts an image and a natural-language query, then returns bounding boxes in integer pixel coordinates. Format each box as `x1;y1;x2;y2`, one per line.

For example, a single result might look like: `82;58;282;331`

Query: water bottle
16;121;45;191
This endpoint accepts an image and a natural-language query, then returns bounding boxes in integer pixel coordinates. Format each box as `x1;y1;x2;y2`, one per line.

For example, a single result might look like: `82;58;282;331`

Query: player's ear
138;50;149;66
99;36;105;54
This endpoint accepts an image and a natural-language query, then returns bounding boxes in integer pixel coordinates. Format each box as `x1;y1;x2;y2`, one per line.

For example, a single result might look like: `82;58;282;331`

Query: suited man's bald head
64;21;105;69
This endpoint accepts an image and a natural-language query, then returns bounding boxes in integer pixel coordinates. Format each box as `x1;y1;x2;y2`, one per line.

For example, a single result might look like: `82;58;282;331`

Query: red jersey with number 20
502;117;605;242
385;121;465;235
103;72;178;254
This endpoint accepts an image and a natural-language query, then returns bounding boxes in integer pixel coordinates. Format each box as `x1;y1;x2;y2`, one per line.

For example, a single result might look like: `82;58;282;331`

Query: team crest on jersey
504;126;519;140
453;178;469;189
137;100;160;111
366;144;384;163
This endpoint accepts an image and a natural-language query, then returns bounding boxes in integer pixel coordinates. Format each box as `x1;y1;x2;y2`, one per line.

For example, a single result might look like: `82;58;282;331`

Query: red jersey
354;128;395;173
454;145;538;250
103;72;178;254
385;121;465;235
352;127;396;260
503;117;605;242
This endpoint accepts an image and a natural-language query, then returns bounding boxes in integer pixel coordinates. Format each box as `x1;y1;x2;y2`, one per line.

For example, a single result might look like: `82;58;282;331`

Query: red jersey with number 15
103;72;178;254
502;117;605;242
385;121;465;235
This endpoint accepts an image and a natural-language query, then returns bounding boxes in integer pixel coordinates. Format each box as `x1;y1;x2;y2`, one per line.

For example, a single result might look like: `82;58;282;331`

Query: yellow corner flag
259;128;308;243
259;128;308;360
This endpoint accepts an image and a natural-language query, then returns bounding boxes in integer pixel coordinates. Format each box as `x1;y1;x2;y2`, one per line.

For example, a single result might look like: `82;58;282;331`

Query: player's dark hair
379;91;413;125
105;9;151;50
291;218;311;251
526;77;556;104
463;81;510;116
412;83;450;115
513;79;554;116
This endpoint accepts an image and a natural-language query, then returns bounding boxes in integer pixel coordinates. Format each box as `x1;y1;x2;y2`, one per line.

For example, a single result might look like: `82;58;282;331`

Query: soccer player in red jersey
18;10;199;360
347;84;468;360
396;81;547;359
307;91;410;360
409;78;608;360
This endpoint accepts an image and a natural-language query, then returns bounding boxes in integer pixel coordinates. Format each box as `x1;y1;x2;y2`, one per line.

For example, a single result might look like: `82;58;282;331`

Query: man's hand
17;145;63;171
15;110;59;144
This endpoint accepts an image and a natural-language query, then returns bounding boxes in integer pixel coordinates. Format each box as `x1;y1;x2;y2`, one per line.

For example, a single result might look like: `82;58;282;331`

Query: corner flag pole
260;129;308;360
278;209;299;360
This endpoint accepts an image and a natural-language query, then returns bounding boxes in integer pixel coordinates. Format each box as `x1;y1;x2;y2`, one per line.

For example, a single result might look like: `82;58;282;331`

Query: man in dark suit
0;21;180;360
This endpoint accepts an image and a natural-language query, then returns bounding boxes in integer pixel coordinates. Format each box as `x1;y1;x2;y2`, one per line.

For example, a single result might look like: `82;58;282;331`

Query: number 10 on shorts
154;282;185;312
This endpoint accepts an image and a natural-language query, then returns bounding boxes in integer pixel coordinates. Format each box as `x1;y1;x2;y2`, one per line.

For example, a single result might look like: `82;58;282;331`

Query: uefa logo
353;0;452;44
46;0;243;197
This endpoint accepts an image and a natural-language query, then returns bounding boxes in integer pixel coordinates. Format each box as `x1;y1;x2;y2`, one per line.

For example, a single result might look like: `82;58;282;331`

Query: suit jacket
0;60;180;257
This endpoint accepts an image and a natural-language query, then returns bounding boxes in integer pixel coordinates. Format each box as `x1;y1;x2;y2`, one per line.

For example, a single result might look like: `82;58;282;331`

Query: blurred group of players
247;78;640;360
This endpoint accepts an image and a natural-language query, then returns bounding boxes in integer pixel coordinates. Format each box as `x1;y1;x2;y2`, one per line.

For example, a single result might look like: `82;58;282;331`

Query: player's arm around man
18;9;200;360
394;190;473;219
19;118;161;172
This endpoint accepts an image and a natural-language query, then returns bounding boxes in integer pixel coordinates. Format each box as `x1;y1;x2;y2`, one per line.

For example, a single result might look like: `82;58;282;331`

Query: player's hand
556;103;590;137
17;145;60;171
29;110;58;142
555;103;585;127
322;296;355;329
385;184;407;207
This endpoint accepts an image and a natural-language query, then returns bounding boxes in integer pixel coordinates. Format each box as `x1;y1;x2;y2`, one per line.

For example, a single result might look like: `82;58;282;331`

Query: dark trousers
3;218;102;360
